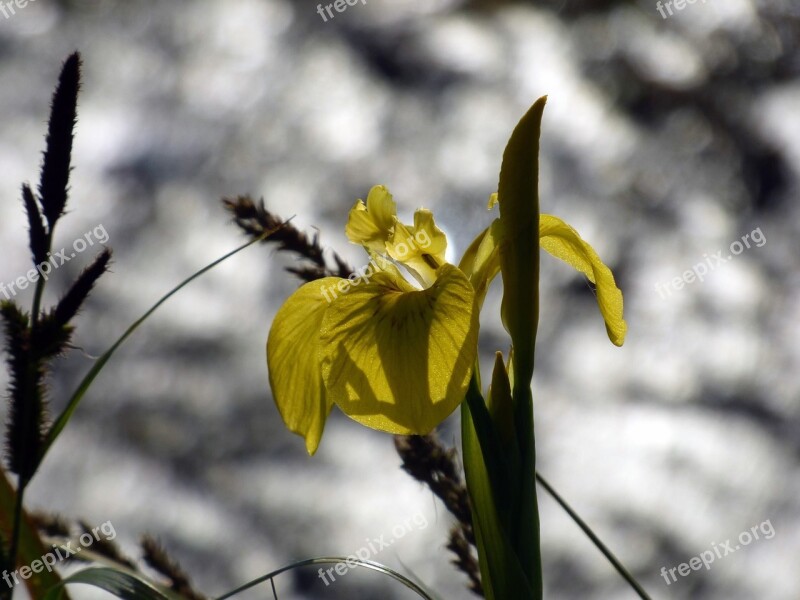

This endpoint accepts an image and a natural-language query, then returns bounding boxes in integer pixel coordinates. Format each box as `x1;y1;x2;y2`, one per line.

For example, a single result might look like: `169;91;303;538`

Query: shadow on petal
320;266;478;434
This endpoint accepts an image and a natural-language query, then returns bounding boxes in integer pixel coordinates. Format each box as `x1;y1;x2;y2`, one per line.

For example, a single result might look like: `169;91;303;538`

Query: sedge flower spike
267;167;626;457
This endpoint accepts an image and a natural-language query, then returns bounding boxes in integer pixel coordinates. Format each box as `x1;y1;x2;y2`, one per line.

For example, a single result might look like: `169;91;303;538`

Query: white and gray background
0;0;798;598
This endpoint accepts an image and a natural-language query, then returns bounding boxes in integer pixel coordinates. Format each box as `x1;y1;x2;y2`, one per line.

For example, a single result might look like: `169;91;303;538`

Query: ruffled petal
387;209;448;286
345;185;397;253
410;208;448;264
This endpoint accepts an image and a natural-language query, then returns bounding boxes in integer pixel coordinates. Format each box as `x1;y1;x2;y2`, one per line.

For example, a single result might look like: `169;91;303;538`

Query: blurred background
0;0;798;598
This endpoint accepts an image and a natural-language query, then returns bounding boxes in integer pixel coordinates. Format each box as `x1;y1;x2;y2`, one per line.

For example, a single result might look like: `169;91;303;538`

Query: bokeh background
0;0;798;598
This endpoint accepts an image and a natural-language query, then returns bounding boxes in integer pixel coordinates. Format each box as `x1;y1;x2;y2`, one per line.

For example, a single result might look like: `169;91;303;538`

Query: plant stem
40;224;286;462
534;472;653;600
4;480;24;596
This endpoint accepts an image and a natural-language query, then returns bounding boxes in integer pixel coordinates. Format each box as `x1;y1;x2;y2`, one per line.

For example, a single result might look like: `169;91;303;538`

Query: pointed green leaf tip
498;95;546;387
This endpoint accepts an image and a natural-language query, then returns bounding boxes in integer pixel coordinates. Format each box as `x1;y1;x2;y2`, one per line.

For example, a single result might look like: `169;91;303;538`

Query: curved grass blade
43;567;184;600
39;224;287;463
214;557;436;600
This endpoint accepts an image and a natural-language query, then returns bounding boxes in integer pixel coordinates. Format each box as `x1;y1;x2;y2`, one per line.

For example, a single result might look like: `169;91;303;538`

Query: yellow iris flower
267;185;626;454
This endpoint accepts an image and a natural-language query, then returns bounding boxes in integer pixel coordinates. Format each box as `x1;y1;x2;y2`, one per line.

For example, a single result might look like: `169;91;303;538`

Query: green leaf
487;352;516;456
0;470;68;600
461;381;532;600
497;96;545;386
43;567;183;600
496;96;547;598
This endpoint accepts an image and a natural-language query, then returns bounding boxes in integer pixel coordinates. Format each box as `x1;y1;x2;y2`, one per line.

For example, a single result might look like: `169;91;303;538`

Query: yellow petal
458;219;502;309
387;208;448;286
487;193;499;210
319;264;478;434
539;214;627;346
410;208;448;263
345;185;397;252
267;278;338;454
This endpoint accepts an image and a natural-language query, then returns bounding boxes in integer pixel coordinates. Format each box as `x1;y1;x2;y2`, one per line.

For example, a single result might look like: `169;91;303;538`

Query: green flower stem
513;384;542;599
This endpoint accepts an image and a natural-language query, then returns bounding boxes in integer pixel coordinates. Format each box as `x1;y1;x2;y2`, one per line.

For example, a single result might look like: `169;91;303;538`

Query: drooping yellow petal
387;209;448;286
539;214;626;346
345;185;397;253
319;264;478;434
267;278;338;454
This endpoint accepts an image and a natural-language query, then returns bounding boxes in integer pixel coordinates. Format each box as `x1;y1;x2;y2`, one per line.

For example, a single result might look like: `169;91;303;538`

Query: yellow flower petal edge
458;218;502;309
539;214;627;346
267;278;338;454
345;185;397;253
387;209;448;286
411;208;448;263
319;264;479;434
